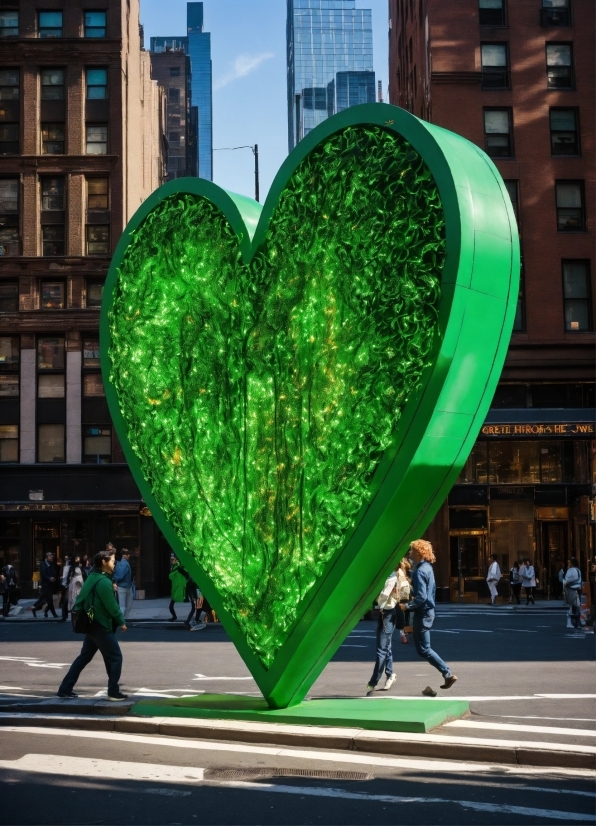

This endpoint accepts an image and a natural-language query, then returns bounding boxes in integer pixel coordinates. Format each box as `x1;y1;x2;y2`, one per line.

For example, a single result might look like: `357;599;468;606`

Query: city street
1;608;594;825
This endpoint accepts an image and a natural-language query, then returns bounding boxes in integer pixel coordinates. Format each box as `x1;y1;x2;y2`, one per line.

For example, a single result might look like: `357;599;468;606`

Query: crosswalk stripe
446;720;596;738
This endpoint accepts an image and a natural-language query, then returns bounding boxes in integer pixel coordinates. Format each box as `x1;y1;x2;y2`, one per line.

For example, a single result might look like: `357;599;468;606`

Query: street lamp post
213;144;260;202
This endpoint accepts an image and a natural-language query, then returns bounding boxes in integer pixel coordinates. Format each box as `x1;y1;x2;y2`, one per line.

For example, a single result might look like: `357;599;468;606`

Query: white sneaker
190;622;206;632
384;674;397;691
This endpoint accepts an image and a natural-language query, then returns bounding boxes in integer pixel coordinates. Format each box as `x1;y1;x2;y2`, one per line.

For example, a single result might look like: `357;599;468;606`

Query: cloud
215;52;275;90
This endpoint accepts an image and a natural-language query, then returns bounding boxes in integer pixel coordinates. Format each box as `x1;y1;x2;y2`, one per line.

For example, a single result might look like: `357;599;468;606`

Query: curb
1;710;594;771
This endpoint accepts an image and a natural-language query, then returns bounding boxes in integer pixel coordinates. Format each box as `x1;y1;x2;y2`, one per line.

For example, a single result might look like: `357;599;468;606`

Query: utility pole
213;144;260;202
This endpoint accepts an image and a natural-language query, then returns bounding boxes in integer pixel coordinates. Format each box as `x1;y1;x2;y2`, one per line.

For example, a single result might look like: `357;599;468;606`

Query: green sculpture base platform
132;694;469;734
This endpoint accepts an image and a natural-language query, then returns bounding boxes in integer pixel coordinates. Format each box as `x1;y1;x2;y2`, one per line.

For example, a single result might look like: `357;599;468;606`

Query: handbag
71;581;100;634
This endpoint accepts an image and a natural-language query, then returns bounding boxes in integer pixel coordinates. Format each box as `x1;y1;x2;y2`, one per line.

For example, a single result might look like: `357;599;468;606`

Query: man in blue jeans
400;539;457;691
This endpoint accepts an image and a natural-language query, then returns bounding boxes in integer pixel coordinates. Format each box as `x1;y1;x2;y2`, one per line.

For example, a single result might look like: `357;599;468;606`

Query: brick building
389;0;595;601
0;0;168;597
150;49;198;181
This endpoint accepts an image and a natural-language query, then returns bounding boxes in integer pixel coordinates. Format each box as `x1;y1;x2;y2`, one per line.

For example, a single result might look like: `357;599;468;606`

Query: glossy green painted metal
101;103;519;710
133;694;470;734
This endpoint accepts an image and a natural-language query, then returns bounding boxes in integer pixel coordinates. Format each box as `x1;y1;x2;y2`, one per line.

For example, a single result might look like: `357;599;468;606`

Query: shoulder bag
71;580;100;634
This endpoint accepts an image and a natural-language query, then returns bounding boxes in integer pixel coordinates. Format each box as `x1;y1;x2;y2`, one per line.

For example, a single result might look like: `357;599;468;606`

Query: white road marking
340;644;368;647
25;663;68;669
537;694;596;700
431;630;459;634
382;693;596;702
496;629;538;634
3;725;595;766
193;674;253;681
348;634;376;639
0;657;67;668
0;754;591;821
0;686;30;690
441;629;493;633
498;716;596;723
446;720;596;738
0;657;41;662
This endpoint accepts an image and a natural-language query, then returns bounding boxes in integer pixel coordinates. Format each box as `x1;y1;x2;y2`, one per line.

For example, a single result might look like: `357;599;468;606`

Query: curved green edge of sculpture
101;103;520;709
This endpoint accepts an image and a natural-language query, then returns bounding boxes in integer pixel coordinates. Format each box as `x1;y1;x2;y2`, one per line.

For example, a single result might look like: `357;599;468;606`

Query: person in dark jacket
400;539;457;691
31;552;58;618
57;549;128;701
1;562;18;617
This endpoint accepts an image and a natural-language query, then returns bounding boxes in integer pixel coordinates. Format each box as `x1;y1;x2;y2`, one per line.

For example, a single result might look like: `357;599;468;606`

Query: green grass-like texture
109;126;445;666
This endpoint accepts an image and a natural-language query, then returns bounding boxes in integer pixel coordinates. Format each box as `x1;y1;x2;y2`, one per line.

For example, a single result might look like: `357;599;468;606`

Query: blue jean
369;612;395;687
59;625;123;696
412;615;451;678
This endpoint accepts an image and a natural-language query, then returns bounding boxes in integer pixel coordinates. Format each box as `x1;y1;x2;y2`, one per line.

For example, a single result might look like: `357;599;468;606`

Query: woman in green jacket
168;554;189;621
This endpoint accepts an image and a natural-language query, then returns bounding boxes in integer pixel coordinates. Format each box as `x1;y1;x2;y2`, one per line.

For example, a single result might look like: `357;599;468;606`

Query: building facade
150;50;197;181
389;0;595;601
286;0;376;151
150;1;212;181
0;0;168;597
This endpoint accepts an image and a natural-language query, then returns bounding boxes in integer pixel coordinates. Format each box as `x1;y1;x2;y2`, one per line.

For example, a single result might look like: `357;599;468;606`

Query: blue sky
141;0;389;202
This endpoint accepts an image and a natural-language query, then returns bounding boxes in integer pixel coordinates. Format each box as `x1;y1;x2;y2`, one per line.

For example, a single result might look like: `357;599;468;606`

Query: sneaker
440;675;458;690
107;692;129;701
31;608;37;618
422;685;437;697
384;674;397;691
57;690;78;699
365;684;376;696
190;622;206;632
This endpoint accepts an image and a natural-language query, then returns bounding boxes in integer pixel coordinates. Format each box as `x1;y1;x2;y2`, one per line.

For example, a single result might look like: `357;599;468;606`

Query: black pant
59;625;123;696
524;586;535;604
510;583;521;604
33;584;57;616
169;599;177;619
185;583;199;626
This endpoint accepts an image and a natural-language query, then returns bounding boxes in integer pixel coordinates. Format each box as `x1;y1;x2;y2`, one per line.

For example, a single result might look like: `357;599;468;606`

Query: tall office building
150;50;198;180
287;0;375;151
389;0;595;601
150;2;212;181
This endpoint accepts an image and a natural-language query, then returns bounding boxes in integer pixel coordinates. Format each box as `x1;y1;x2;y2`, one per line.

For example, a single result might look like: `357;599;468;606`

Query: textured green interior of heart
109;126;445;666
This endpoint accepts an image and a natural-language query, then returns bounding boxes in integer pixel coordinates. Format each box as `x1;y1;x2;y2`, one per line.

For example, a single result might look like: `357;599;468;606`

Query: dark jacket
2;565;17;588
73;571;125;632
40;559;57;586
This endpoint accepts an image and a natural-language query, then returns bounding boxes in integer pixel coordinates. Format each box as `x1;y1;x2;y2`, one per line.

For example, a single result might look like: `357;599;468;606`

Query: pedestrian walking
185;576;206;631
519;558;536;604
486;554;501;605
113;548;134;619
57;548;128;701
168;554;189;621
399;539;457;691
31;552;58;617
563;557;583;629
65;556;85;620
558;565;566;601
366;566;404;694
1;561;18;617
81;555;92;580
60;556;71;621
509;561;522;605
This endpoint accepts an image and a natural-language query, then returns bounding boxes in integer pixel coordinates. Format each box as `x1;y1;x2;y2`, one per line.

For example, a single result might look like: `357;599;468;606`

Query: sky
140;0;389;202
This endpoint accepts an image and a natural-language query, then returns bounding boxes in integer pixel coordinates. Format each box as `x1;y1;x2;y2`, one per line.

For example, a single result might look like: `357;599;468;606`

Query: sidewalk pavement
3;596;570;621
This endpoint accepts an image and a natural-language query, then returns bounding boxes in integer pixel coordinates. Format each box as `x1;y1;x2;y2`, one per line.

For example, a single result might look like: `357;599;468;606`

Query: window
38;424;65;463
504;180;519;225
546;43;573;89
86;124;107;154
83;373;104;396
84;11;106;38
481;43;509;89
170;66;181;77
0;179;18;213
83;338;100;366
41;281;65;310
457;442;488;484
38;373;65;398
0;123;18;155
168;87;180;104
556;182;584;231
0;11;18;36
86;67;108;99
86;225;109;255
41;68;64;100
513;253;525;332
479;0;506;25
0;69;19;100
550;108;579;155
38;11;62;38
37;337;64;370
0;283;18;312
0;425;18;462
41;177;65;210
87;178;108;209
83;426;111;463
0;337;19;368
484;109;512;157
168;131;180;145
563;261;591;331
489;441;540;484
541;0;570;26
42;226;65;256
85;281;104;308
0;374;18;396
41;123;65;154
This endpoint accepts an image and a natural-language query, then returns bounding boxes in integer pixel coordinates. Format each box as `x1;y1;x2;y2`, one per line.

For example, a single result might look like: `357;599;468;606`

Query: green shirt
73;570;125;632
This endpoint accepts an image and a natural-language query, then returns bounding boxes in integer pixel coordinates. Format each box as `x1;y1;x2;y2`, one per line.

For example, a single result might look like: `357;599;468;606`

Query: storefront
427;411;595;603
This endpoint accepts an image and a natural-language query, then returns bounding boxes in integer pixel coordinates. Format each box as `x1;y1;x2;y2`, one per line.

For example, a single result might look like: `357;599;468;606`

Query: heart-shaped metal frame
101;103;519;709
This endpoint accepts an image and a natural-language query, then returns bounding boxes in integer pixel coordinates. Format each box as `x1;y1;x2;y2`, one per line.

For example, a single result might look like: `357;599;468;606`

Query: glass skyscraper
287;0;375;151
150;2;213;181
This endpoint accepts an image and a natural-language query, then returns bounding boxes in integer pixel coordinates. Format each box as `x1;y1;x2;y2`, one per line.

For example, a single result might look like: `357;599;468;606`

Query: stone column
20;340;36;464
66;337;82;464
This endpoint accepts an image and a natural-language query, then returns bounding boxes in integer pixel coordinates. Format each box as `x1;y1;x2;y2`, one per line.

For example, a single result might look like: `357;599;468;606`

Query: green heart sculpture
101;104;519;709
